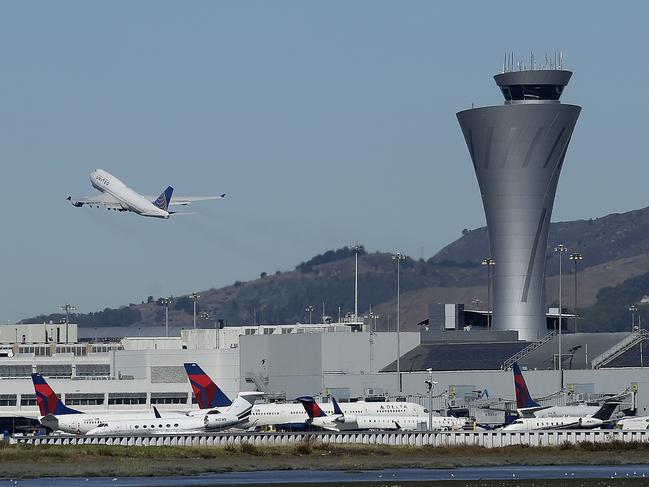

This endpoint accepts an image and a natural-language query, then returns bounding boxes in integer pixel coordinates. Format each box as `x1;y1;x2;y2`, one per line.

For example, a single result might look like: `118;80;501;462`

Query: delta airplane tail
512;362;541;409
31;373;81;416
153;186;174;211
183;363;232;408
296;396;327;418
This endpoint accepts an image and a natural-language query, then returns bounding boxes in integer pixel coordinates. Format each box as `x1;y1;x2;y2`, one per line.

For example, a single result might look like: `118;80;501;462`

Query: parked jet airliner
183;363;427;431
513;363;600;418
86;392;263;436
31;373;179;434
67;169;225;219
297;396;464;432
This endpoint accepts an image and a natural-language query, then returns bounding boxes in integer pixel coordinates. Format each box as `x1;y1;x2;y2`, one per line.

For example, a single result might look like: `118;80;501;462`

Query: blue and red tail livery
31;373;81;416
512;362;540;409
183;363;232;409
296;396;327;418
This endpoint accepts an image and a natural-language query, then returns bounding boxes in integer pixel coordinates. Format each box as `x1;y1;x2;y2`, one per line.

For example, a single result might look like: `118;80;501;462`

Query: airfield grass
2;440;649;478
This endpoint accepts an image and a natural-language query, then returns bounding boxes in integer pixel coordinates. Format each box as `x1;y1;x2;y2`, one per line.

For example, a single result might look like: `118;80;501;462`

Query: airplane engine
204;413;239;430
335;414;357;424
66;196;84;207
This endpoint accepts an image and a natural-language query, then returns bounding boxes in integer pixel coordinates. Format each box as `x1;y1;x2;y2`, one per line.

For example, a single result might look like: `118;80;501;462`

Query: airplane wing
167;194;226;206
144;194;226;206
67;194;122;209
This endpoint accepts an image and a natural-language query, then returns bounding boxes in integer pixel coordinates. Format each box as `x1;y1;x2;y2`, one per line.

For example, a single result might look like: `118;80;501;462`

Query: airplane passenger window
166;424;170;427
174;423;179;427
143;425;147;428
135;425;139;429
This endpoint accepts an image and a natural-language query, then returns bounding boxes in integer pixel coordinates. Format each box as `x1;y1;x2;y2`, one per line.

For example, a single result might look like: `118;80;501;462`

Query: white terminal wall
239;331;420;398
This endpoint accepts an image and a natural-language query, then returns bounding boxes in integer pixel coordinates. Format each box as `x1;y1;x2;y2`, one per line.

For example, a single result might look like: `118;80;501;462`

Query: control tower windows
501;84;564;101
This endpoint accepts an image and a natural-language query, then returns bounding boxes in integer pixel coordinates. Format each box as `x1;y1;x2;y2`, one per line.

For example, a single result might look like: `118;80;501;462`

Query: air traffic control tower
457;64;581;341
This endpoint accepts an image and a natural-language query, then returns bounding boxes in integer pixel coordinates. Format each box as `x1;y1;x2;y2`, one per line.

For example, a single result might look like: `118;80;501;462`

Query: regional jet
31;373;179;434
67;169;225;219
86;392;263;436
502;402;619;431
297;396;464;432
513;363;600;418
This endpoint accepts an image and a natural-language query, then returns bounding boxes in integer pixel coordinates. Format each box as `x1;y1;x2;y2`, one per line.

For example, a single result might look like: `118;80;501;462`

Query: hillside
22;206;649;333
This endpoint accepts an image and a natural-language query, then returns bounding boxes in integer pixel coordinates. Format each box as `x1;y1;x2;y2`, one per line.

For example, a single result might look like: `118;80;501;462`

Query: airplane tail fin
592;402;619;421
153;186;174;211
513;362;541;409
296;396;327;419
183;363;232;408
31;373;81;416
227;392;264;421
331;397;344;416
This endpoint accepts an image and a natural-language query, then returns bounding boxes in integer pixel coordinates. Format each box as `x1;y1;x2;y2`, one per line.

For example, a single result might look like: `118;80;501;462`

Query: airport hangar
2;63;648;428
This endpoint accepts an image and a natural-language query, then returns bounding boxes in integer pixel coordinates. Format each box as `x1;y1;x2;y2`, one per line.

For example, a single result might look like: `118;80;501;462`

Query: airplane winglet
153;406;161;419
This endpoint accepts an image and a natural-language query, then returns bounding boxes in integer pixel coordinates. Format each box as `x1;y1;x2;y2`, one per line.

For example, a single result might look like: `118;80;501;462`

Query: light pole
629;305;638;332
366;309;379;374
472;298;482;311
554;244;567;379
352;244;362;321
569;253;583;332
60;304;76;344
305;305;314;324
481;258;495;329
189;292;200;329
160;297;173;337
392;252;406;393
425;369;438;432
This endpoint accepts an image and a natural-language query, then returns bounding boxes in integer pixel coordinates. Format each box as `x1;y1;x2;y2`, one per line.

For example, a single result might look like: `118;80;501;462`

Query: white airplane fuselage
41;410;185;435
616;416;649;430
187;401;427;430
86;412;241;436
311;414;463;432
503;416;604;431
519;405;601;418
89;169;169;218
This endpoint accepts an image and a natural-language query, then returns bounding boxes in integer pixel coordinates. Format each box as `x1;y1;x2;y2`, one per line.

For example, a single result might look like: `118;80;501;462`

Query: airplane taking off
67;169;225;219
512;363;600;418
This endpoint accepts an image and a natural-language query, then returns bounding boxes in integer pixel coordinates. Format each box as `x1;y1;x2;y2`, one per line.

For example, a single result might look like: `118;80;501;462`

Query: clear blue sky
2;1;648;322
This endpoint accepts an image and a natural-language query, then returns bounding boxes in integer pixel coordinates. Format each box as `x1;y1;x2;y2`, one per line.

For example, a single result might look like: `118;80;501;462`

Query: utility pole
481;259;495;329
554;244;567;387
352;244;361;321
60;304;76;344
425;369;438;432
189;292;200;329
392;252;406;393
569;253;582;332
160;297;173;337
